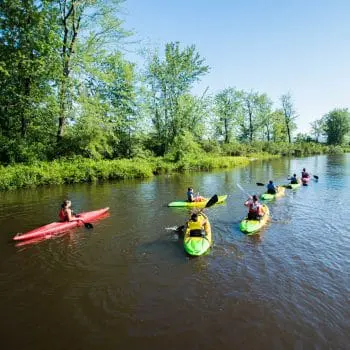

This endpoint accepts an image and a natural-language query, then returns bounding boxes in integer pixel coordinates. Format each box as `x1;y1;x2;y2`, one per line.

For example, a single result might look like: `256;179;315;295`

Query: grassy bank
1;140;349;191
0;154;278;191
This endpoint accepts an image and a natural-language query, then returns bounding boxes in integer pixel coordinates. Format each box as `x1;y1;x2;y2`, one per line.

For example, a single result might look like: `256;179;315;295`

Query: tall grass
0;154;274;191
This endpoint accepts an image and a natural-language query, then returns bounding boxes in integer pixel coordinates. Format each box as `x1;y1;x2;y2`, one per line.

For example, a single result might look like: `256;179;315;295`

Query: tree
280;93;297;143
238;91;267;142
271;110;288;142
323;108;350;145
0;0;60;163
56;0;130;145
310;119;324;143
256;94;273;141
145;42;209;155
214;88;243;143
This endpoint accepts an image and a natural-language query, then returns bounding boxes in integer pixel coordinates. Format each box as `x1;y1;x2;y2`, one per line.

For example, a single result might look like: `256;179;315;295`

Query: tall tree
214;88;243;143
271;110;288;142
238;91;264;142
0;0;60;162
256;94;273;141
323;108;350;145
280;93;297;143
145;42;209;155
56;0;130;144
310;119;324;143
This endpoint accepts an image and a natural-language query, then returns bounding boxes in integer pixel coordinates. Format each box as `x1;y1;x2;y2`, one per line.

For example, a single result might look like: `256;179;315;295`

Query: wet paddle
74;218;93;229
313;175;319;180
237;183;252;198
256;182;265;186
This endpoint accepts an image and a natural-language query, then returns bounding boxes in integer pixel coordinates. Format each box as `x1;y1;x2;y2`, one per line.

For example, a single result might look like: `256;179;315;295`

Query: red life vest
248;201;261;214
59;209;68;222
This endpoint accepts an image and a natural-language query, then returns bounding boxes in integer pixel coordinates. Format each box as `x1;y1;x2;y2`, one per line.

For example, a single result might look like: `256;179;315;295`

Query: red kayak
13;207;109;242
301;177;310;185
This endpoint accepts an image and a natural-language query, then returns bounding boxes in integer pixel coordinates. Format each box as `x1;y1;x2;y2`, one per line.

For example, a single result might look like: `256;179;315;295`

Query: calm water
0;154;349;350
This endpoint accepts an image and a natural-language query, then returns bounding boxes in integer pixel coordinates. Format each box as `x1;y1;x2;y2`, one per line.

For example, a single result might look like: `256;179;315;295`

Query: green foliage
145;42;209;154
280;93;298;143
323;108;350;145
166;131;203;161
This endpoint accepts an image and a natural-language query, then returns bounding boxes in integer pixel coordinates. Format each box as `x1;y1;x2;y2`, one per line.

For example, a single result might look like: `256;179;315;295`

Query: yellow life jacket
188;216;205;237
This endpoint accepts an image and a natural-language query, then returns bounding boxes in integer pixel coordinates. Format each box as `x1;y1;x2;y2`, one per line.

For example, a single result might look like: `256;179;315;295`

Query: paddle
175;194;219;233
256;182;265;186
73;217;93;229
313;175;319;180
70;210;94;229
236;183;252;198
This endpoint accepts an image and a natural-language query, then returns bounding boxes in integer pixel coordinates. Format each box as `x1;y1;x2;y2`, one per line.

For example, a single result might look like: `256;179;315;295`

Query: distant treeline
1;1;349;166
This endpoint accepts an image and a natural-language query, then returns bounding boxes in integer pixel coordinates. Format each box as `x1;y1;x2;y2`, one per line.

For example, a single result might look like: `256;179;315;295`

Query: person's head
62;200;71;209
269;180;273;184
252;195;258;202
188;187;193;192
303;168;306;172
191;213;198;221
293;173;297;177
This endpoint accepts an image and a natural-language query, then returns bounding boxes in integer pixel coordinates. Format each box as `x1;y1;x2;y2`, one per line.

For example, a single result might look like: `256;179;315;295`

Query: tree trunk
224;117;229;143
286;122;291;143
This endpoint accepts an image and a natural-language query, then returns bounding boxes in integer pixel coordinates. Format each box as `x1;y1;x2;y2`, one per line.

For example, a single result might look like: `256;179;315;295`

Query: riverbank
0;153;279;191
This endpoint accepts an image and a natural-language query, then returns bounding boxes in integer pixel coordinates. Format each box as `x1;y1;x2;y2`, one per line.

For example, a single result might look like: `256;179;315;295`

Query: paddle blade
84;222;93;229
205;194;219;208
313;175;319;180
256;182;265;186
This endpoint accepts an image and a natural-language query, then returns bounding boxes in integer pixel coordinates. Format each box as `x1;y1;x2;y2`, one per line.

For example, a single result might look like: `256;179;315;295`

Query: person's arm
244;199;251;207
66;208;74;222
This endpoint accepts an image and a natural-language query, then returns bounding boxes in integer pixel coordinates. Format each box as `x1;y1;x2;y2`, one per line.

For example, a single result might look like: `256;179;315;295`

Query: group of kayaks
170;175;315;257
12;175;314;254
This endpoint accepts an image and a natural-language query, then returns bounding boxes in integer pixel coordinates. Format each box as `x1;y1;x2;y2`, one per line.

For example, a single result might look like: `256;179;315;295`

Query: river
0;154;349;349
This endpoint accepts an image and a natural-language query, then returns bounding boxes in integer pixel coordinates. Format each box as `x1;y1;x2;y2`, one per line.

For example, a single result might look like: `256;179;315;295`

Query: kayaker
59;200;77;222
187;188;204;202
301;168;310;179
244;195;265;220
186;212;208;237
289;173;299;184
266;180;277;194
187;188;194;202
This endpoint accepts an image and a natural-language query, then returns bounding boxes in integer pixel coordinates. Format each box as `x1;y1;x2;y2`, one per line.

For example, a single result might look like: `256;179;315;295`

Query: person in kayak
244;195;265;220
186;212;208;237
59;200;77;222
289;173;299;184
187;188;194;202
266;180;277;194
187;187;205;202
301;168;310;178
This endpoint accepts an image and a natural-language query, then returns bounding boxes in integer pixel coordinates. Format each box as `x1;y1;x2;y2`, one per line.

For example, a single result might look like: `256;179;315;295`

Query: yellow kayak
183;214;212;256
168;195;227;207
260;186;285;201
240;204;270;235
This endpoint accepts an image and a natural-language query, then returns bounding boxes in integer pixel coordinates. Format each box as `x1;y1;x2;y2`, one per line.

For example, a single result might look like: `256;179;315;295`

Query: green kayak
260;186;285;201
183;216;212;256
168;195;227;207
240;204;270;235
283;183;301;190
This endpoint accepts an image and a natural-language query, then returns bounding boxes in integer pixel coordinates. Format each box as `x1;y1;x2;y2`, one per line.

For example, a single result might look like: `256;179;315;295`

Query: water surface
0;154;349;349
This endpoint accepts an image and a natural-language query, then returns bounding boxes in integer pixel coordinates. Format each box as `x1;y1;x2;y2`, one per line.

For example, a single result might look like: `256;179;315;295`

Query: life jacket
187;191;193;202
188;216;205;237
248;202;261;214
302;172;309;178
290;177;298;184
59;208;68;222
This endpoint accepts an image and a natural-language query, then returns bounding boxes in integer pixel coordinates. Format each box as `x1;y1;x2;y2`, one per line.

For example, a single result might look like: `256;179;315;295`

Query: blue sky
122;0;350;133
